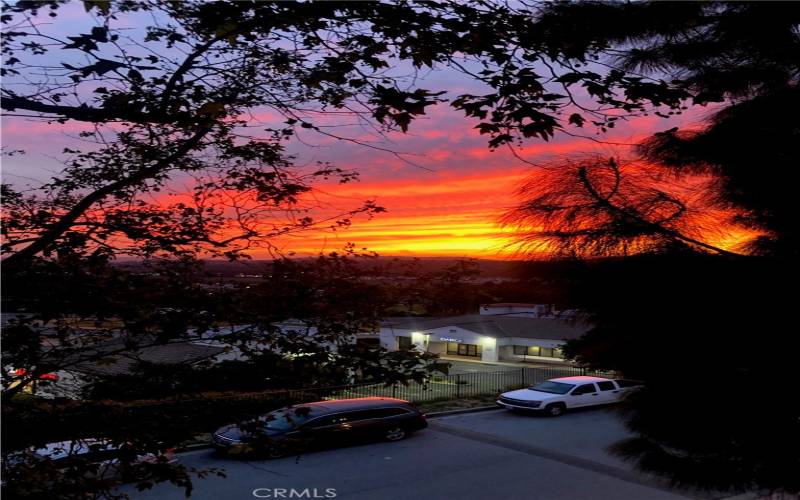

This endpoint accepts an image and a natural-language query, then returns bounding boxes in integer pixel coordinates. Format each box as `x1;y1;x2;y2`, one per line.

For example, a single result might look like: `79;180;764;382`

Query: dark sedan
212;397;427;457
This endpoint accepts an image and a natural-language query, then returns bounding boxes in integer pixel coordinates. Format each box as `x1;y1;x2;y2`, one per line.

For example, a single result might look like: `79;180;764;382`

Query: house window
516;345;565;358
356;338;379;351
446;342;459;355
398;336;412;350
459;344;479;357
448;343;479;357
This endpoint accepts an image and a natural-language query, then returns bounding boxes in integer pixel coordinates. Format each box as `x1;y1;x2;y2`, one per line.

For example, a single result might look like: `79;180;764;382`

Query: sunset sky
2;96;740;258
0;4;750;259
275;108;690;258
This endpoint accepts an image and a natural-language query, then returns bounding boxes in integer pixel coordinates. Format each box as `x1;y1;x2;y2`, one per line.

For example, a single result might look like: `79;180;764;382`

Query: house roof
382;314;590;341
71;342;226;376
481;303;543;308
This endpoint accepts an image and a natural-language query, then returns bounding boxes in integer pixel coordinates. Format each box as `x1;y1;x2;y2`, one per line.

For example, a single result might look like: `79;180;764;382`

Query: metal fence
11;365;619;447
279;365;616;405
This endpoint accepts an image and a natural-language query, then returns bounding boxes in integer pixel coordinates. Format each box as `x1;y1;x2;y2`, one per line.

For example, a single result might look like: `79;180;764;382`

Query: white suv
497;376;641;416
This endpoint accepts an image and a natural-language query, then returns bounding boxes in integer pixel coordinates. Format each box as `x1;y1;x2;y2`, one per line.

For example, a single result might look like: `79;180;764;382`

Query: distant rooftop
382;314;590;341
482;303;543;308
70;342;225;376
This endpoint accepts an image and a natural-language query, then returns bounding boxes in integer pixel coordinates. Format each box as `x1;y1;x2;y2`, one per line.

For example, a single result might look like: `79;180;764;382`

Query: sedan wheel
385;427;407;441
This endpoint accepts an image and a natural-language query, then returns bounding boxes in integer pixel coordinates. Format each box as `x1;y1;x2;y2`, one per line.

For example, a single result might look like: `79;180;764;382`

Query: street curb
425;405;501;418
177;442;213;452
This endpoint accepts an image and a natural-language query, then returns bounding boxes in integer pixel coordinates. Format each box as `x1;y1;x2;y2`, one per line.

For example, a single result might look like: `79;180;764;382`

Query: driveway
126;408;696;500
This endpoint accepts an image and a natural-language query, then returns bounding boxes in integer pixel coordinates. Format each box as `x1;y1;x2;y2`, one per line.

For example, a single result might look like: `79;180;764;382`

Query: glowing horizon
2;92;757;259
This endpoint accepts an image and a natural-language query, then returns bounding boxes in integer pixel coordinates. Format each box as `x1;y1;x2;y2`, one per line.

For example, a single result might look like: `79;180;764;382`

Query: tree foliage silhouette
1;0;693;264
3;0;799;497
505;1;800;493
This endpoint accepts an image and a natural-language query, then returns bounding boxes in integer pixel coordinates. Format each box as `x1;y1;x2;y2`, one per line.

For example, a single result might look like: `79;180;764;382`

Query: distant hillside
114;256;529;278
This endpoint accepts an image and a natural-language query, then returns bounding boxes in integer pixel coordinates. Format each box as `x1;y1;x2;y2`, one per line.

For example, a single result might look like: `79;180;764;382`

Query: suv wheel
385;427;407;441
544;403;566;417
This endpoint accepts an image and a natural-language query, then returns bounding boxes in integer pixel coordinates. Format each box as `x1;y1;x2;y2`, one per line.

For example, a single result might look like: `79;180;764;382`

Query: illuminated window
446;342;460;355
398;336;412;350
458;344;479;357
449;343;479;357
510;345;567;358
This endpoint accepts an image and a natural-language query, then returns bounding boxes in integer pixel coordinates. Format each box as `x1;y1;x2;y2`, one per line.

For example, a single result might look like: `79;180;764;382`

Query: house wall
497;337;567;363
380;326;499;362
425;341;447;355
378;327;400;350
417;326;498;362
379;326;572;365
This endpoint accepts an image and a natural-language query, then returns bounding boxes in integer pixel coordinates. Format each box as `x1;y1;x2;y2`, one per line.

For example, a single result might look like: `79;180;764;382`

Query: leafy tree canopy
3;0;799;497
504;1;800;494
1;0;696;264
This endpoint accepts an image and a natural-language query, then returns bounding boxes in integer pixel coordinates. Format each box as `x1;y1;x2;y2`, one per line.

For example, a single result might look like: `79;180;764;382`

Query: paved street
436;406;632;469
126;408;698;500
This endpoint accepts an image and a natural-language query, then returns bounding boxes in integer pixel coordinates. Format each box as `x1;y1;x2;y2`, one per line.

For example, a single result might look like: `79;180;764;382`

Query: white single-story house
378;304;590;364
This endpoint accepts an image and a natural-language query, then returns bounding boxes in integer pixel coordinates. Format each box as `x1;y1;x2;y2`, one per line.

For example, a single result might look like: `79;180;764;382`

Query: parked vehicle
497;376;642;416
212;397;427;457
5;439;177;480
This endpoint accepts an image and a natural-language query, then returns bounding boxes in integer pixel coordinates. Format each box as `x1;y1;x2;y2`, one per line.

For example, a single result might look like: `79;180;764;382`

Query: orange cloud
3;95;755;259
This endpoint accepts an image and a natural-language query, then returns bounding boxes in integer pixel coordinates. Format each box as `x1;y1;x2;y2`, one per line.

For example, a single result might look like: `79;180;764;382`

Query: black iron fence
6;365;618;448
276;365;617;405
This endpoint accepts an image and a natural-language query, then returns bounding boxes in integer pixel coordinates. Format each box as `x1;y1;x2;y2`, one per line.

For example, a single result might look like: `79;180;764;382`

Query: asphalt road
126;408;697;500
437;405;632;468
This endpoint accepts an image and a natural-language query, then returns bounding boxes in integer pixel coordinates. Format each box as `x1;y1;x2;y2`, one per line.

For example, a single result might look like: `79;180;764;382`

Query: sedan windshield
263;408;314;431
529;381;575;394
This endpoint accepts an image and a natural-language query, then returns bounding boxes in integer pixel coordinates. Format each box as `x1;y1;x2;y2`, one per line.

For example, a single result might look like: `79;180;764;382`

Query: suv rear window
571;383;597;395
615;379;642;388
529;381;574;394
597;381;616;391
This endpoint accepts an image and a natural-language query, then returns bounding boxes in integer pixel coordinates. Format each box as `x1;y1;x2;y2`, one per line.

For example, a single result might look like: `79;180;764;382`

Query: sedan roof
289;397;413;414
